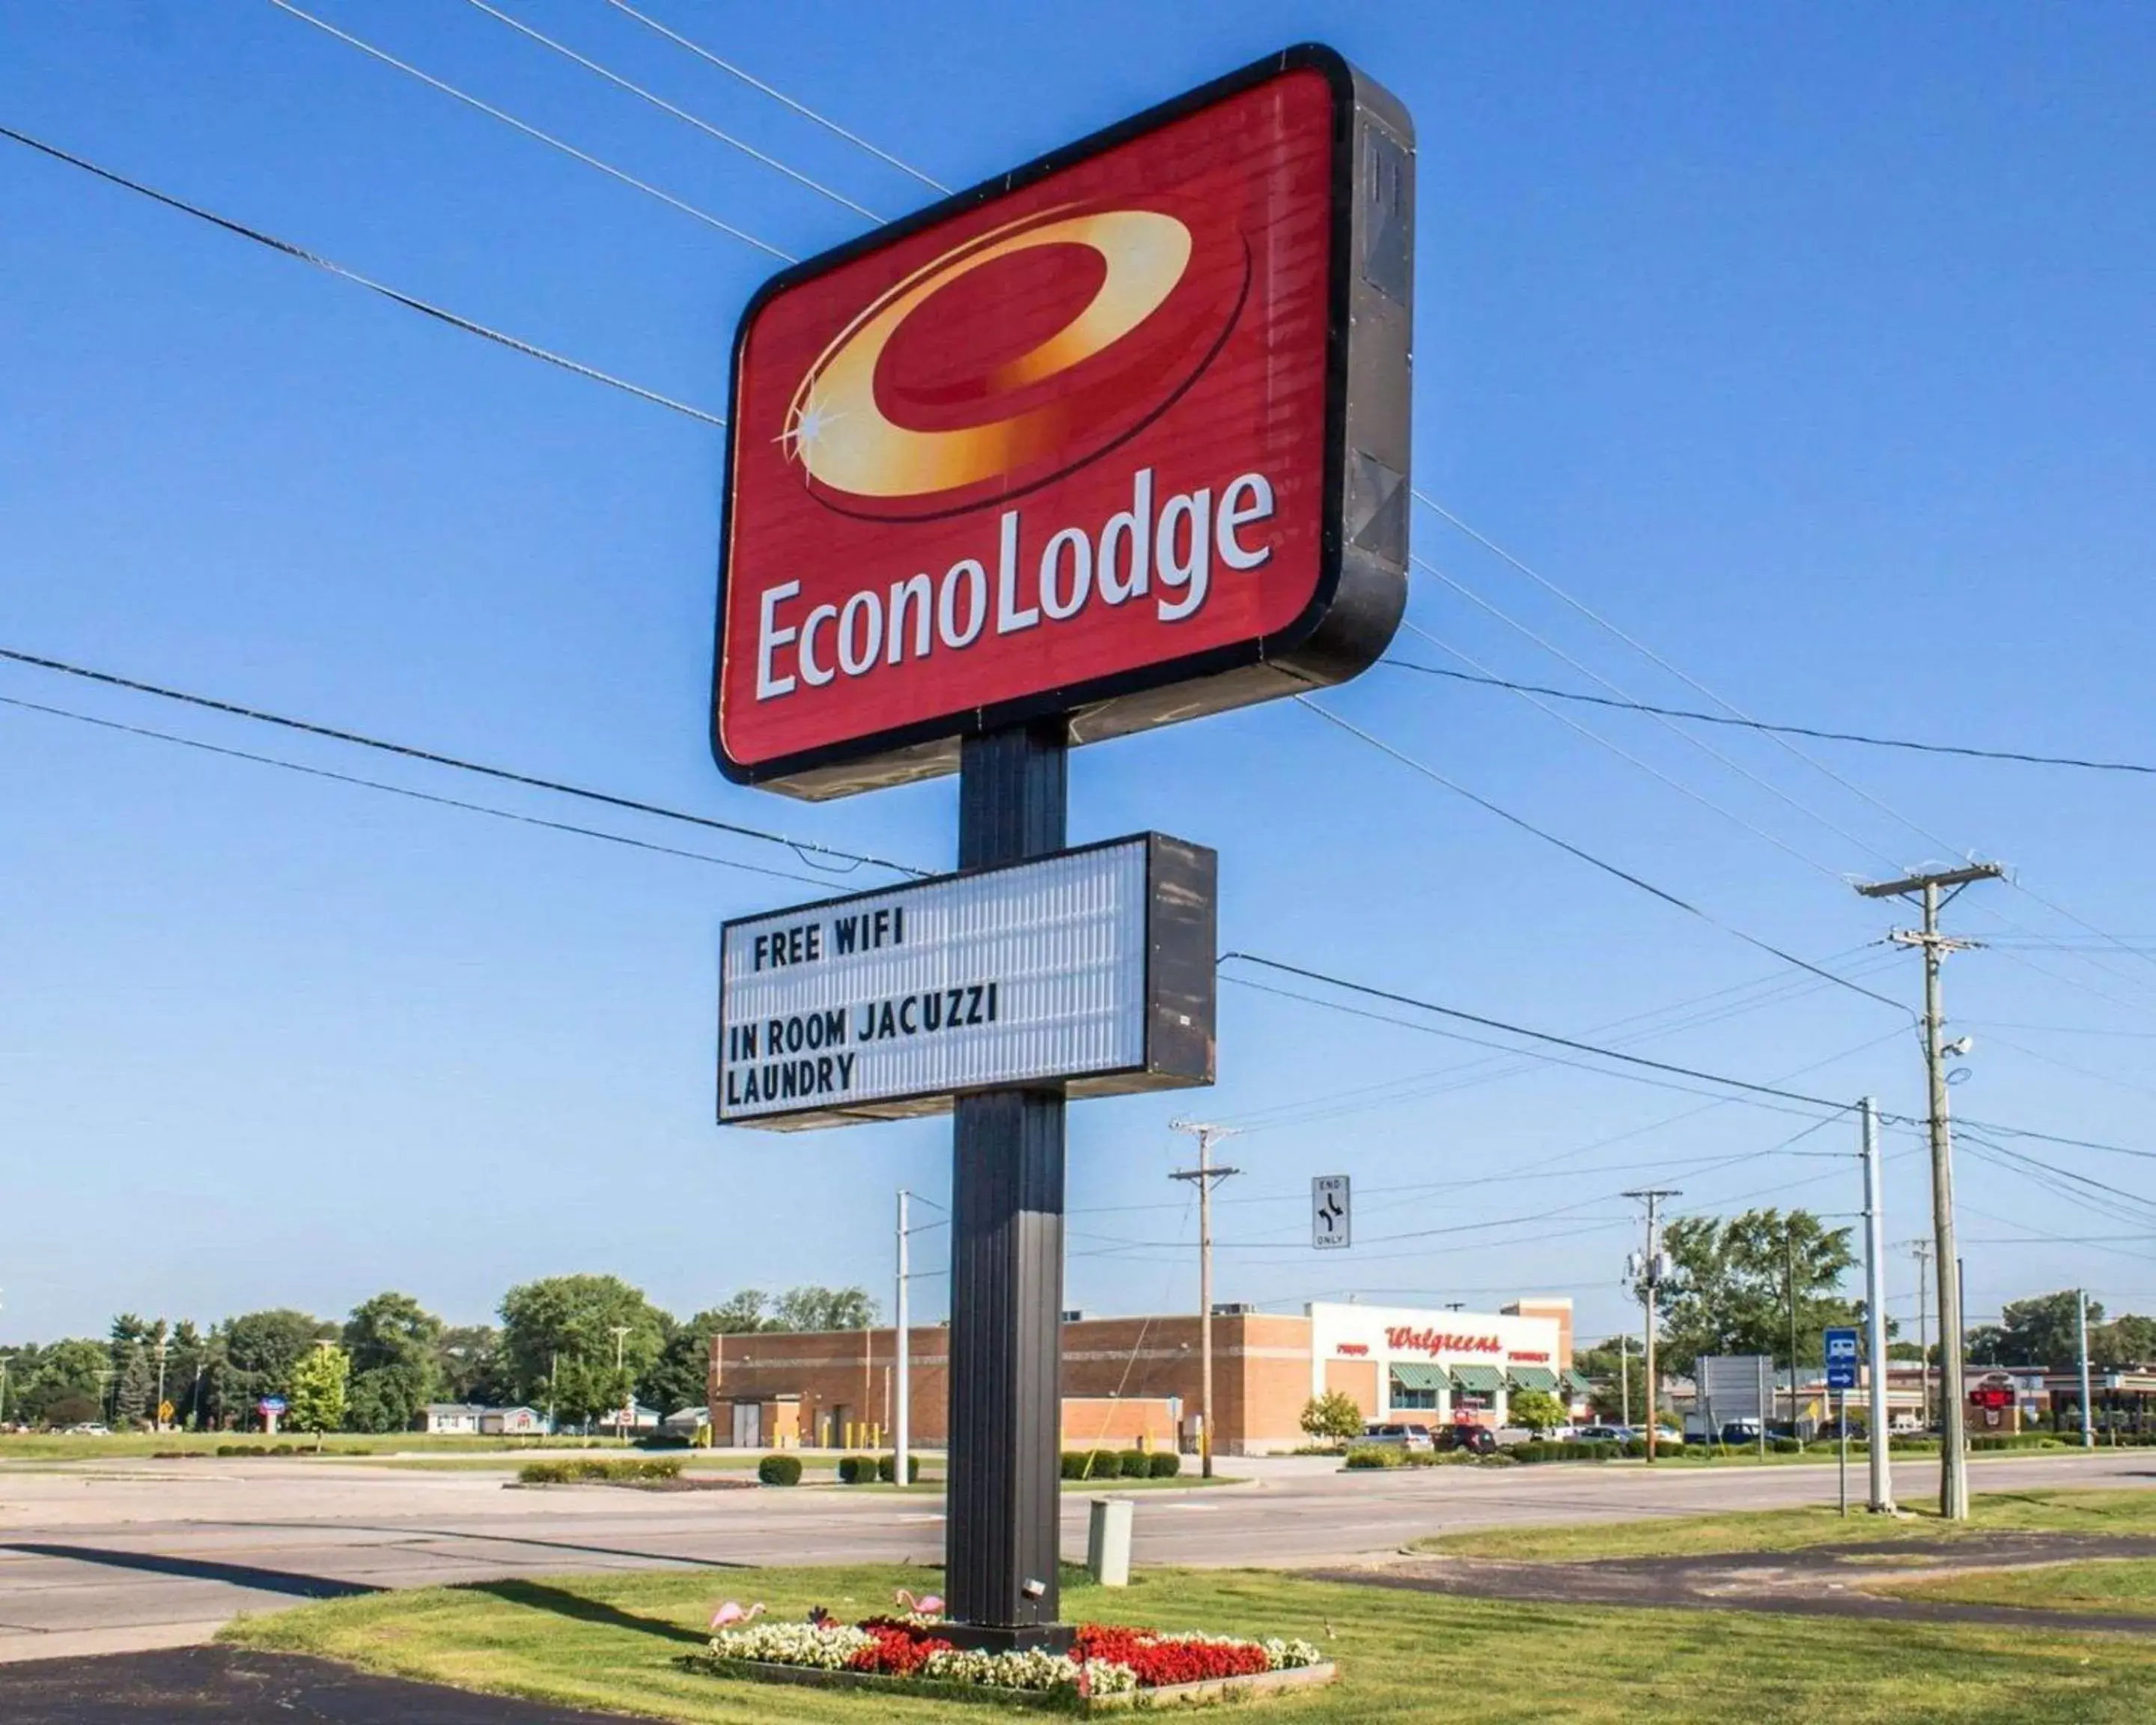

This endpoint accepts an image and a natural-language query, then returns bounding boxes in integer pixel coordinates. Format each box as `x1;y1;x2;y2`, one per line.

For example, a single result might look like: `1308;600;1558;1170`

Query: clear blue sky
5;2;2155;1348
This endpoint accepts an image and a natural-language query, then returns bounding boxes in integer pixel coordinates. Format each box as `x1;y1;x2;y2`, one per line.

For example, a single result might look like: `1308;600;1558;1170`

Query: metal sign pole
1838;1388;1848;1517
943;722;1071;1652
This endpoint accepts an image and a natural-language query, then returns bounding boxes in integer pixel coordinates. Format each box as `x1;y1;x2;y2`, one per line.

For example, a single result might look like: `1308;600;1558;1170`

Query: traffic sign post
1824;1327;1859;1517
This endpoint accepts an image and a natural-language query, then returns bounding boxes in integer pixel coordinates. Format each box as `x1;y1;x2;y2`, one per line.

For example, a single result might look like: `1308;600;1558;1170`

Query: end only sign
1824;1326;1860;1392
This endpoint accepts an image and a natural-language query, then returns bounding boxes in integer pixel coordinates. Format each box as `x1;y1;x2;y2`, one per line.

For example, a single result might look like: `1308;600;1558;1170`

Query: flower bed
699;1610;1326;1706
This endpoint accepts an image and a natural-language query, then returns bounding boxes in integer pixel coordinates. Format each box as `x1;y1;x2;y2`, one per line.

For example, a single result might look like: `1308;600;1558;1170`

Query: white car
1359;1422;1434;1452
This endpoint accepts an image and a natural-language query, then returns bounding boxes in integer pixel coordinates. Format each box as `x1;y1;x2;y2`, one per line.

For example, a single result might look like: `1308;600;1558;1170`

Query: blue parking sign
1824;1327;1860;1391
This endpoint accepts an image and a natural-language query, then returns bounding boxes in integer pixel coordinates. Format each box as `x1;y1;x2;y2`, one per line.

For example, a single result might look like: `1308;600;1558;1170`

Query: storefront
1307;1301;1572;1429
708;1296;1574;1454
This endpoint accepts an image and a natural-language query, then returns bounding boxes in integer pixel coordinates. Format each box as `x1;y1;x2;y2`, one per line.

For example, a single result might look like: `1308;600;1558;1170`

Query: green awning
1564;1369;1592;1393
1508;1365;1560;1392
1449;1364;1505;1393
1389;1363;1449;1392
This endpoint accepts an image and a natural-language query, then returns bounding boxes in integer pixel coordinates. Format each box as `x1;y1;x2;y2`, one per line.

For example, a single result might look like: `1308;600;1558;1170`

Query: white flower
707;1622;871;1670
1262;1636;1324;1670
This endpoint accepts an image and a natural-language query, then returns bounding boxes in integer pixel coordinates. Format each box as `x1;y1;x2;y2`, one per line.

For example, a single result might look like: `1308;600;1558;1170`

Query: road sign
157;1400;174;1423
718;833;1215;1128
1312;1175;1350;1250
258;1396;286;1415
712;45;1415;797
1824;1326;1860;1392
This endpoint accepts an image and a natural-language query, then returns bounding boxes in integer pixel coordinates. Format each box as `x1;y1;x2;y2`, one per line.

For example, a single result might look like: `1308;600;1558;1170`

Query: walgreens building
707;1296;1574;1455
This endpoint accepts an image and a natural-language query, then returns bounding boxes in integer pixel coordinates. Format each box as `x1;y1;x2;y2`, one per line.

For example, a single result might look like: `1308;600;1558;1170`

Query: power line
0;693;832;888
599;0;948;192
1294;696;1909;1015
1217;952;1858;1113
1415;493;2156;1003
1397;622;1847;882
457;0;882;220
0;645;924;877
1385;657;2156;779
0;124;727;427
267;0;792;261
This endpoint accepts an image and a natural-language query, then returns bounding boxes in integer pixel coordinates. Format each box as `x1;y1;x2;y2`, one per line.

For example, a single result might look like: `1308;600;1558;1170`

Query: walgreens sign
711;46;1415;797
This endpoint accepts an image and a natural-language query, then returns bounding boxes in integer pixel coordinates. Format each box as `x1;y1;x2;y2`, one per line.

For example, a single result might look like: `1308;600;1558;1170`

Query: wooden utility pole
1624;1190;1680;1461
1170;1121;1240;1478
1858;861;2001;1521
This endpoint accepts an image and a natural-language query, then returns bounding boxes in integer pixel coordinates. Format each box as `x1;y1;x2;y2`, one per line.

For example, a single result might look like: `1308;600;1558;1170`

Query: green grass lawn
1414;1487;2156;1563
222;1561;2156;1724
1880;1558;2156;1618
0;1432;637;1463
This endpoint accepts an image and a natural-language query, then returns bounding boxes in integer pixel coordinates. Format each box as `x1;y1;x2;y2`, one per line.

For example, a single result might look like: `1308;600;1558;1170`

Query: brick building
707;1297;1573;1454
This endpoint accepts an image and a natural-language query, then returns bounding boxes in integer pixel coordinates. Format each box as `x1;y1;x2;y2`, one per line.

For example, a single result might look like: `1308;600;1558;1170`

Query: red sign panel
712;46;1414;797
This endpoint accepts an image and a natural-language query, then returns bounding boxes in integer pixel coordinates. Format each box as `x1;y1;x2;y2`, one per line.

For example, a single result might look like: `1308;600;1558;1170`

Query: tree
770;1286;878;1332
1978;1291;2088;1366
437;1325;505;1405
1299;1390;1365;1443
342;1292;444;1432
1657;1208;1858;1374
210;1309;336;1427
642;1303;764;1416
1575;1338;1646;1424
7;1339;112;1429
1508;1388;1566;1436
289;1345;350;1449
498;1275;666;1428
2096;1313;2156;1366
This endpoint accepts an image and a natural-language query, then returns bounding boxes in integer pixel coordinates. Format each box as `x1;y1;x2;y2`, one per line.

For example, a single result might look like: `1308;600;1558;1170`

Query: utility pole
1785;1230;1800;1434
1618;1333;1630;1429
1861;1098;1895;1512
609;1324;633;1437
1908;1240;1934;1432
2077;1289;2095;1451
1624;1190;1680;1461
896;1189;911;1488
1859;860;2000;1521
1169;1120;1241;1478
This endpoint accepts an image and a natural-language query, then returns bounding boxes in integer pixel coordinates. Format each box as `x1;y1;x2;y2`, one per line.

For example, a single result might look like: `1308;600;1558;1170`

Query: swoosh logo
782;202;1248;519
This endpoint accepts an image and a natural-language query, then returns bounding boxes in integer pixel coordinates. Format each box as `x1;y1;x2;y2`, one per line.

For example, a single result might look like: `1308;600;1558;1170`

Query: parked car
1434;1422;1499;1455
1575;1423;1633;1443
1719;1420;1763;1445
64;1423;112;1437
1360;1422;1435;1452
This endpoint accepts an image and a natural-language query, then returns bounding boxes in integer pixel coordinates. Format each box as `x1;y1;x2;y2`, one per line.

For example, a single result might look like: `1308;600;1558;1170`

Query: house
418;1403;485;1435
478;1406;549;1437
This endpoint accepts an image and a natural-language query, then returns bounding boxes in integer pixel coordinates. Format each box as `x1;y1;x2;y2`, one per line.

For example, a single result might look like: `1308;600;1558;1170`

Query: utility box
1086;1497;1134;1588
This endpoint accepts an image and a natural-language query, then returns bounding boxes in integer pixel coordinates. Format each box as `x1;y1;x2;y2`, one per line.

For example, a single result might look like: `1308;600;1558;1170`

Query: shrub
757;1453;802;1486
877;1452;922;1483
1344;1445;1403;1470
837;1454;883;1484
1118;1449;1151;1479
1148;1451;1181;1478
1772;1438;1803;1455
1507;1440;1618;1464
518;1456;683;1485
1060;1451;1089;1479
1476;1450;1519;1466
1299;1390;1366;1443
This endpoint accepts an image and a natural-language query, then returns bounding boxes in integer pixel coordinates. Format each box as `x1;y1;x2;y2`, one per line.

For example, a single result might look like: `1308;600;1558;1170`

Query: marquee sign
717;833;1215;1128
711;44;1415;797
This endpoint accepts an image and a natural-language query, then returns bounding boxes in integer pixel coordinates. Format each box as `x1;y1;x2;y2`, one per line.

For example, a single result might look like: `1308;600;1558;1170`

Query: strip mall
706;1297;1575;1454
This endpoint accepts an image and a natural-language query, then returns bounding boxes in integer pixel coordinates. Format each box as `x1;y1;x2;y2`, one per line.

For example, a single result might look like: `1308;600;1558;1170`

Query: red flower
1073;1625;1270;1687
844;1619;952;1676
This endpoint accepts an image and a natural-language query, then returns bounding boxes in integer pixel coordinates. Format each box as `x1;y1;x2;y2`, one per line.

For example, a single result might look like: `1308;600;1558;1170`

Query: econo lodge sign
712;45;1415;797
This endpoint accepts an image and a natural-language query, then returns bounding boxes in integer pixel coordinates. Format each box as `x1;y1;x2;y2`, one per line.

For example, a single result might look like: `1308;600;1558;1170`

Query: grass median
1413;1486;2156;1563
1880;1558;2156;1618
222;1560;2156;1723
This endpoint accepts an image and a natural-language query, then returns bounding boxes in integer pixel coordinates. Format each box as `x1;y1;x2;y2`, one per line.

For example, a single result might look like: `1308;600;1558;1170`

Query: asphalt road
2;1448;2151;1664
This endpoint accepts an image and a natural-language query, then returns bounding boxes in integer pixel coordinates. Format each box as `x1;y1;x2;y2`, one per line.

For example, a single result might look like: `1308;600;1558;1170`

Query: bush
1476;1450;1518;1466
1118;1449;1151;1479
1507;1440;1618;1465
1772;1437;1803;1455
518;1456;683;1485
1299;1390;1366;1443
877;1452;922;1483
1148;1451;1181;1478
1345;1445;1404;1470
837;1454;883;1484
757;1453;802;1486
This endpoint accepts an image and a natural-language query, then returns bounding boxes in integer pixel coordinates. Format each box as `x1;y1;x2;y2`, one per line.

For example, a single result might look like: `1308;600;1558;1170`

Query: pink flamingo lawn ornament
895;1588;945;1618
709;1601;767;1628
